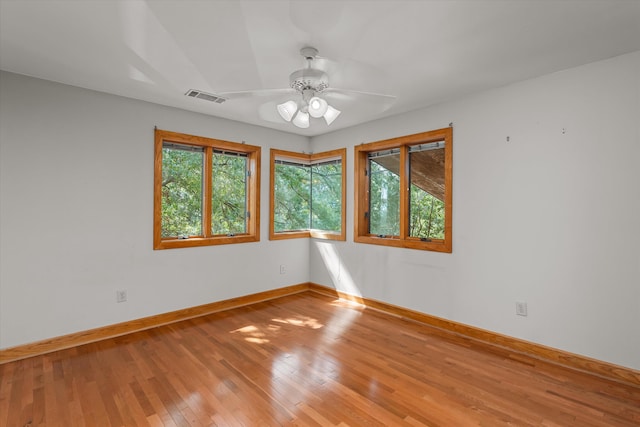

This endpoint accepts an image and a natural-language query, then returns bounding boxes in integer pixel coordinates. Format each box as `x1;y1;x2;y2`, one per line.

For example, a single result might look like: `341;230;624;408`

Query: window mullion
203;146;213;238
399;145;409;240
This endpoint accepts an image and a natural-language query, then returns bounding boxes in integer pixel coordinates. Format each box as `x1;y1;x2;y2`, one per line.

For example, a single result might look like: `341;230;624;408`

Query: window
270;148;346;241
354;127;452;252
154;129;260;249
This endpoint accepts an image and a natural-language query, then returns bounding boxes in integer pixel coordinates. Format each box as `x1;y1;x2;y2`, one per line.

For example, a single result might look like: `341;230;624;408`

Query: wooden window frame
154;129;260;250
354;127;452;253
270;148;346;241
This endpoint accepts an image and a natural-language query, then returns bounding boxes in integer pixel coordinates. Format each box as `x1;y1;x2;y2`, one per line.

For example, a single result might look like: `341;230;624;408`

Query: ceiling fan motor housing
289;68;329;93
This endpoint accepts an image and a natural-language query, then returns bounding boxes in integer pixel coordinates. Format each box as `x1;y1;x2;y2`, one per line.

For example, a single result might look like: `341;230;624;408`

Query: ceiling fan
212;47;396;129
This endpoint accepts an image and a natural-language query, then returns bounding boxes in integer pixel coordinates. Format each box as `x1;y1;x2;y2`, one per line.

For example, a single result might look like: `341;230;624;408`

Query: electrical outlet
279;264;286;275
516;301;527;316
116;290;127;303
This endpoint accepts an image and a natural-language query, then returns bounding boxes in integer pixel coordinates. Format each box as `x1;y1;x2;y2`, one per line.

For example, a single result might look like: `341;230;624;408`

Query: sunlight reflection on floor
226;239;370;423
269;293;363;420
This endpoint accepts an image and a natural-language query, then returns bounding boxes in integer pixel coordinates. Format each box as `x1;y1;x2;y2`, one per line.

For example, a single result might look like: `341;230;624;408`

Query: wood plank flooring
1;291;639;426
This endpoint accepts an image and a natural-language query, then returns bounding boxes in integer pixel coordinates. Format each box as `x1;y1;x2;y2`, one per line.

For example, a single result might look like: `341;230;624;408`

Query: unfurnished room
0;1;639;426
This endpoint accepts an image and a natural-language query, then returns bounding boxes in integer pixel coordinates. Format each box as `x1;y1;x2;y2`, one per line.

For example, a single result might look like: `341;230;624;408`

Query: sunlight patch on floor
231;315;325;344
230;324;270;344
271;316;324;329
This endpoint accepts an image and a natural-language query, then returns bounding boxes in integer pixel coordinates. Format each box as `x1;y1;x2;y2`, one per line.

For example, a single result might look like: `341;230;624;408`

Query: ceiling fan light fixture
308;96;328;118
292;110;310;128
277;100;298;122
323;105;341;125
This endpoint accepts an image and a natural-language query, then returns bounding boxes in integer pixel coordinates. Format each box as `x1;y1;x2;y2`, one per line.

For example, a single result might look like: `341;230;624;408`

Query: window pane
311;161;342;232
369;154;400;236
161;145;203;238
354;128;451;252
274;162;310;232
409;142;446;239
211;152;247;235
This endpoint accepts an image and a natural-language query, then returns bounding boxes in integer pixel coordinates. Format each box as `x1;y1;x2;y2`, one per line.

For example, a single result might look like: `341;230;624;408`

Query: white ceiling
1;0;639;137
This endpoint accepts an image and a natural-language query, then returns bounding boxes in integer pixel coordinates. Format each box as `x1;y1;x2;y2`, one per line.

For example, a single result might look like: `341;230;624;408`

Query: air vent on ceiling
185;89;227;104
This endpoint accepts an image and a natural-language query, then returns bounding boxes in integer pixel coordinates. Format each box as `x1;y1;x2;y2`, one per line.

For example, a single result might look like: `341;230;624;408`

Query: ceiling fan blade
325;88;396;104
218;88;294;99
323;88;396;117
313;53;391;93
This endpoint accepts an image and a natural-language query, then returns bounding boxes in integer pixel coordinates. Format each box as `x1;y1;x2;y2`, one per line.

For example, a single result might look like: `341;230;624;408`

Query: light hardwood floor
1;292;639;426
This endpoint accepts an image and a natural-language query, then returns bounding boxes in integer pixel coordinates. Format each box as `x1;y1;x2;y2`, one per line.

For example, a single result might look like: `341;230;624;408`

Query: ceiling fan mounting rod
300;46;319;60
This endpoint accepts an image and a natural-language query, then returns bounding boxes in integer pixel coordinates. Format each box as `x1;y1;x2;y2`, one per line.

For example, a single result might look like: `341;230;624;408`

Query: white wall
2;51;639;371
0;71;310;349
310;51;640;370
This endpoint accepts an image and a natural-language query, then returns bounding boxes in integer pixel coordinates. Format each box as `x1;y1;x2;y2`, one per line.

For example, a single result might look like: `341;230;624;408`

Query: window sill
270;230;346;241
154;234;259;250
354;235;451;253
